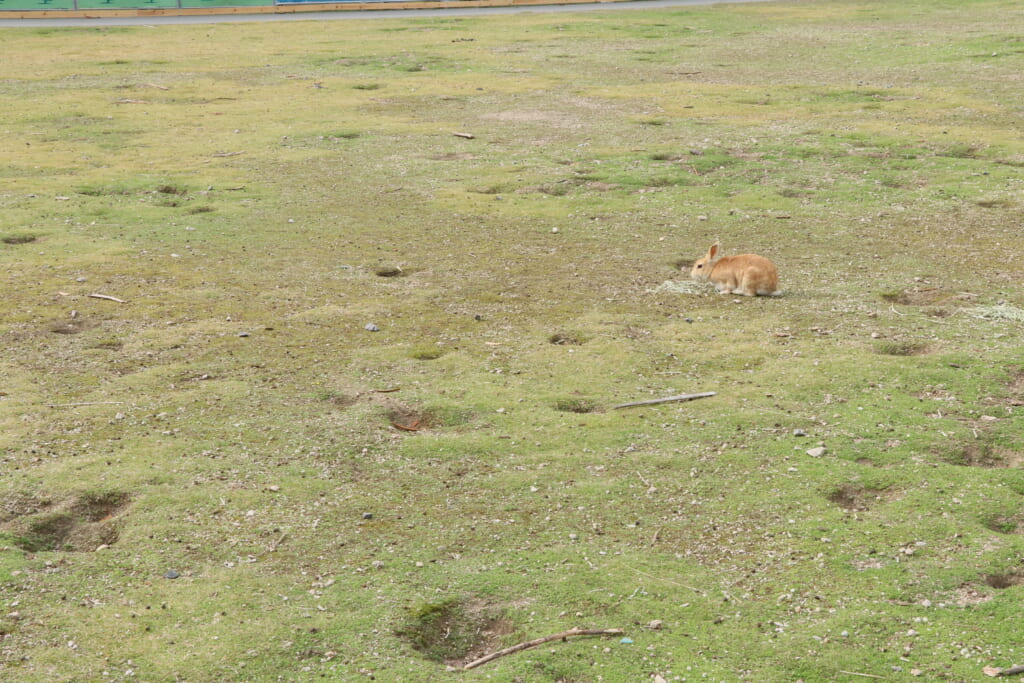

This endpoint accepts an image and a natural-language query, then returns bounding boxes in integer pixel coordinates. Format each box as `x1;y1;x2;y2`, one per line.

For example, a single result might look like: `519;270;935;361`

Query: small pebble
164;570;180;580
551;227;559;233
793;429;807;437
238;332;250;338
806;446;827;457
648;620;664;630
362;512;373;520
364;323;380;332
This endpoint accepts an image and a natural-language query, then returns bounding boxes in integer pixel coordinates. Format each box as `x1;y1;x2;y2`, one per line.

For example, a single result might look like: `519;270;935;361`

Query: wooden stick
88;293;127;303
459;627;624;671
612;392;715;410
452;132;476;139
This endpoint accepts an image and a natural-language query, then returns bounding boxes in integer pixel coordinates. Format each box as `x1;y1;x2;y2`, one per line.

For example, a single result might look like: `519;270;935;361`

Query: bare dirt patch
48;318;97;335
879;287;959;306
827;483;899;511
954;584;993;606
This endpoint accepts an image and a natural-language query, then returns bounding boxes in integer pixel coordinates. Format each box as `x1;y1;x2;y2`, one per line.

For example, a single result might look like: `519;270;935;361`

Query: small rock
266;485;280;493
551;227;559;233
474;314;483;321
648;619;664;630
362;512;373;520
569;533;579;541
164;570;180;580
806;446;827;458
238;332;250;338
793;429;807;437
364;323;380;332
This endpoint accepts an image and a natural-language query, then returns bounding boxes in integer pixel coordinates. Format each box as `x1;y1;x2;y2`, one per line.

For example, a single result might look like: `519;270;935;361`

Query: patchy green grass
1;1;1023;681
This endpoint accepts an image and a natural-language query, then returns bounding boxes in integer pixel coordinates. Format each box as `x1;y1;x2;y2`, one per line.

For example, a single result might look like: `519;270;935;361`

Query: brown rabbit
689;242;779;296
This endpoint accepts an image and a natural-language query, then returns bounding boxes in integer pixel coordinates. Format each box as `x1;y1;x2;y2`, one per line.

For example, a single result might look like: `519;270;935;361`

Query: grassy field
1;0;1023;680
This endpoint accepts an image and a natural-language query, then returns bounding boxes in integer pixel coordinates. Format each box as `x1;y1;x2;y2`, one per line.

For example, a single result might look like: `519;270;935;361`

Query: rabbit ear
707;242;720;260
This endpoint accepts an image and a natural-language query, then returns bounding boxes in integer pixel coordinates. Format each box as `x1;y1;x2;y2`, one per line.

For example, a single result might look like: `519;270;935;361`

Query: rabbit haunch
689;242;780;297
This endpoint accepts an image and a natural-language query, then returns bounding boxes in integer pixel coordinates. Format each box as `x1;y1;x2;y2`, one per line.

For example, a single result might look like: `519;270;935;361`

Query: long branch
459;627;624;671
612;392;715;409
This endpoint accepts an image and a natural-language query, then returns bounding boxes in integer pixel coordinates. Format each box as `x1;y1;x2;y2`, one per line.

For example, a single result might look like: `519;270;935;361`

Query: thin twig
88;293;127;303
838;672;885;680
612;392;715;410
47;401;125;408
452;132;475;139
458;627;624;671
629;567;700;593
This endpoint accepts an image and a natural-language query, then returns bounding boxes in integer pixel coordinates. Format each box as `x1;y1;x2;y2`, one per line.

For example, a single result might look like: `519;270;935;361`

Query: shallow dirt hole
375;265;407;278
549;331;585;346
943;442;1018;468
2;234;38;245
873;340;929;356
396;597;512;666
984;571;1024;589
2;491;131;552
554;398;600;414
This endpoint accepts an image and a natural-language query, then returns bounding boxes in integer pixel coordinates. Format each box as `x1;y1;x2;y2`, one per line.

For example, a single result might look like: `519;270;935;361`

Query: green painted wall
0;0;77;10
